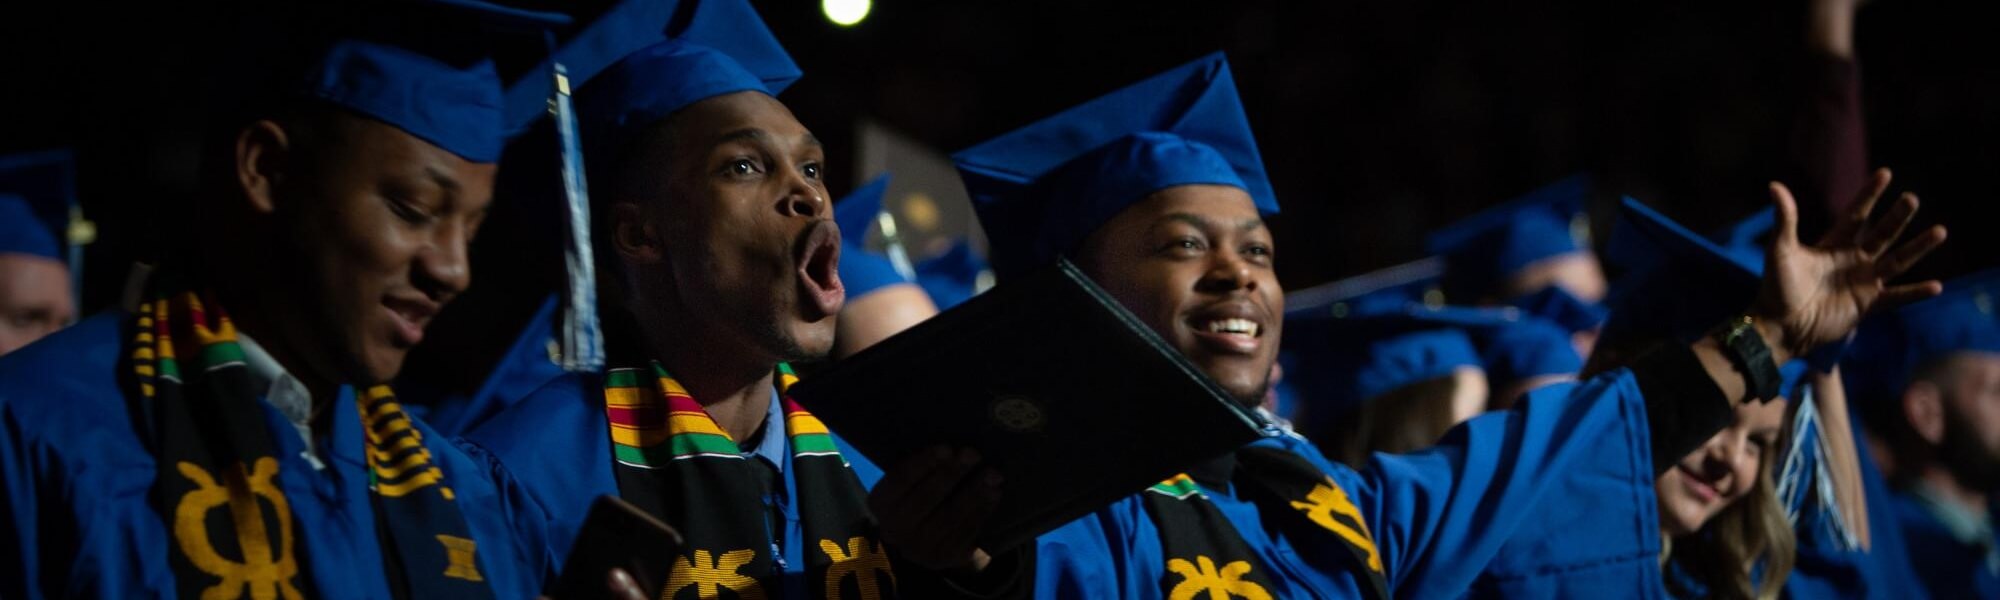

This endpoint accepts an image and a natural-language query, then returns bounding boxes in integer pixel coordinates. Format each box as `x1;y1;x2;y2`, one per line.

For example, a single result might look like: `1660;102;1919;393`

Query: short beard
751;315;821;365
1232;377;1274;411
1939;401;2000;493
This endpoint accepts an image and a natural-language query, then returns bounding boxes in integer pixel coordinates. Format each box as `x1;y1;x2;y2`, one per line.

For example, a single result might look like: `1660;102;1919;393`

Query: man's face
0;253;72;355
1935;352;2000;491
622;91;843;363
1076;184;1281;404
266;114;496;385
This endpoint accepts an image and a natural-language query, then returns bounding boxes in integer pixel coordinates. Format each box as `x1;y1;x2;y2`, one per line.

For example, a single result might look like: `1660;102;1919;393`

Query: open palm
1758;169;1947;357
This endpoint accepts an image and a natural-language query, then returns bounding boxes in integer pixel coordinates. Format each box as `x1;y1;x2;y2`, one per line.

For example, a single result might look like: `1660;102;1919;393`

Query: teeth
1206;318;1259;336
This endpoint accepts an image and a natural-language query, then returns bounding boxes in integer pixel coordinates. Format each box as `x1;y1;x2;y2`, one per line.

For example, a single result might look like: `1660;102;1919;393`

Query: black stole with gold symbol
134;288;495;600
604;362;897;599
1142;447;1391;600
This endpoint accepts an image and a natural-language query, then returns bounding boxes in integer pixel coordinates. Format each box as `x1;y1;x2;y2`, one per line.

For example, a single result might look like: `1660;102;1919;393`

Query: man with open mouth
461;1;1010;598
942;52;1946;599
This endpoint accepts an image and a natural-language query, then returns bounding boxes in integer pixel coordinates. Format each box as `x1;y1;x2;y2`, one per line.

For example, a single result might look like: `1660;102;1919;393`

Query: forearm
1634;319;1793;477
1811;367;1871;548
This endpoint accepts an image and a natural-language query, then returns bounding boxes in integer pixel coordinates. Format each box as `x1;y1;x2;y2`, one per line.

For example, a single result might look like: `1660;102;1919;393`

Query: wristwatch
1715;315;1782;403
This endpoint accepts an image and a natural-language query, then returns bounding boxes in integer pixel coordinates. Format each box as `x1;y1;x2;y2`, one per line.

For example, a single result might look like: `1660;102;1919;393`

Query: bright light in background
822;0;870;27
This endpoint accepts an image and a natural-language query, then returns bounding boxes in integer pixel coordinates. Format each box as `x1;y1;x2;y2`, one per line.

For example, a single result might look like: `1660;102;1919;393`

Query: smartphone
549;495;683;600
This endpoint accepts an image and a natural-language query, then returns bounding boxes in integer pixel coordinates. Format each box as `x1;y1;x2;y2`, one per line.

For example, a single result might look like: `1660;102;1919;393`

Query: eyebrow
423;165;461;195
710;128;821;153
1160;212;1267;233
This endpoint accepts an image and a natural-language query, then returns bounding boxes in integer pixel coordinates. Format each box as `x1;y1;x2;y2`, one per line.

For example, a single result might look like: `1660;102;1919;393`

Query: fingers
1838;168;1896;242
868;446;954;514
1876;224;1948;280
606;568;647;600
1875;280;1945;311
1856;192;1919;257
914;468;1003;565
1769;182;1801;250
891;448;984;522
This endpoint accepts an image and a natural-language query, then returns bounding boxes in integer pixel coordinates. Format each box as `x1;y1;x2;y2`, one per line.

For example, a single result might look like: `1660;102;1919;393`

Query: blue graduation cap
1282;290;1486;421
0;151;87;304
1709;207;1776;277
1604;198;1815;397
1469;312;1585;385
575;0;801;165
1427;174;1593;301
0;151;78;262
834;175;914;299
289;0;572;163
1504;285;1608;335
915;240;991;310
953;52;1276;279
0;195;57;260
1842;269;2000;407
1359;298;1583;388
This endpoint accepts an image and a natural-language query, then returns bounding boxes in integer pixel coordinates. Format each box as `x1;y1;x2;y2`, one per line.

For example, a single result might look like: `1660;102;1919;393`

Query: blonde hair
1664;448;1796;600
1585;334;1796;598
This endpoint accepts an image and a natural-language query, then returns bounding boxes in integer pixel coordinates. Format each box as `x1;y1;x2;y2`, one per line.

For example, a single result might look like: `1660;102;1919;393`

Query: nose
417;221;473;300
1195;250;1257;295
1696;433;1746;486
778;169;825;219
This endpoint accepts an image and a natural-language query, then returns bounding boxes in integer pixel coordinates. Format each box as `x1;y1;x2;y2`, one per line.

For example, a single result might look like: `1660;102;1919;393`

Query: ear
611;202;664;265
1905;380;1947;445
234;119;292;215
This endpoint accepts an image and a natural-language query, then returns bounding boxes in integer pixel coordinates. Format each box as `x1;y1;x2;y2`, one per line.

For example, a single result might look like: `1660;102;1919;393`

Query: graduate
1427;175;1612;357
1281;301;1492;466
948;51;1944;598
0;151;83;355
1555;190;1932;599
833;175;939;358
393;0;680;438
1710;183;1933;600
1581;198;1817;598
460;1;1003;597
0;2;585;598
1844;267;2000;598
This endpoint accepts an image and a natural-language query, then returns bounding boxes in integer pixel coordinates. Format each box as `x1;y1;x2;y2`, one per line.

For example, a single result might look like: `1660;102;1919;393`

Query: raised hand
1755;168;1947;359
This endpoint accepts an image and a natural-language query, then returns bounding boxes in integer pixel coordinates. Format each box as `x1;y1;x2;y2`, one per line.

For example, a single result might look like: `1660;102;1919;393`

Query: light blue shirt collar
742;386;788;475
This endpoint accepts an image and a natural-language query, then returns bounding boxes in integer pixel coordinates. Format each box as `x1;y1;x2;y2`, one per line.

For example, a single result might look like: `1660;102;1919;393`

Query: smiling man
0;3;569;598
949;52;1946;598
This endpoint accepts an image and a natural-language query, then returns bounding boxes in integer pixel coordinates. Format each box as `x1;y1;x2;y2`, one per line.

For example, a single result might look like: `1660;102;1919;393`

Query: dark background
3;0;1994;314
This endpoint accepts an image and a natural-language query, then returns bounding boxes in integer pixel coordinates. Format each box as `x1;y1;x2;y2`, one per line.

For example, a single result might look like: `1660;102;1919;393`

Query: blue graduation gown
413;295;567;437
1892;489;2000;599
1782;417;1930;600
0;313;555;599
1036;371;1663;599
460;371;883;600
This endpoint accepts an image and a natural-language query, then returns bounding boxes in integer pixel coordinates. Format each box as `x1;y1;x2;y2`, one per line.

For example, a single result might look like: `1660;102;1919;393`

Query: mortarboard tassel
551;64;605;372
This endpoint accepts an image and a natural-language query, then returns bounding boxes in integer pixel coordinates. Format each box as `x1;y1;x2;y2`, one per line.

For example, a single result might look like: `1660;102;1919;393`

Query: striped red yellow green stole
1141;447;1389;600
133;289;494;600
603;362;897;599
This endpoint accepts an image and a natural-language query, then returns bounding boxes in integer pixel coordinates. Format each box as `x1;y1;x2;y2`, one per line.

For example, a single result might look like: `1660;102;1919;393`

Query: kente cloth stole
605;362;897;600
1142;446;1390;600
134;290;495;600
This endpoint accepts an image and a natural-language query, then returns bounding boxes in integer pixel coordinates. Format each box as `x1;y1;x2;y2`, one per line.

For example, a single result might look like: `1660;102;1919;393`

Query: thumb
1769;182;1802;251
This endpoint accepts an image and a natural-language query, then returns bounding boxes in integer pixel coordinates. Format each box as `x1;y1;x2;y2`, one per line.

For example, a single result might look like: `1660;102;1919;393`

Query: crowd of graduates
1;0;1994;598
